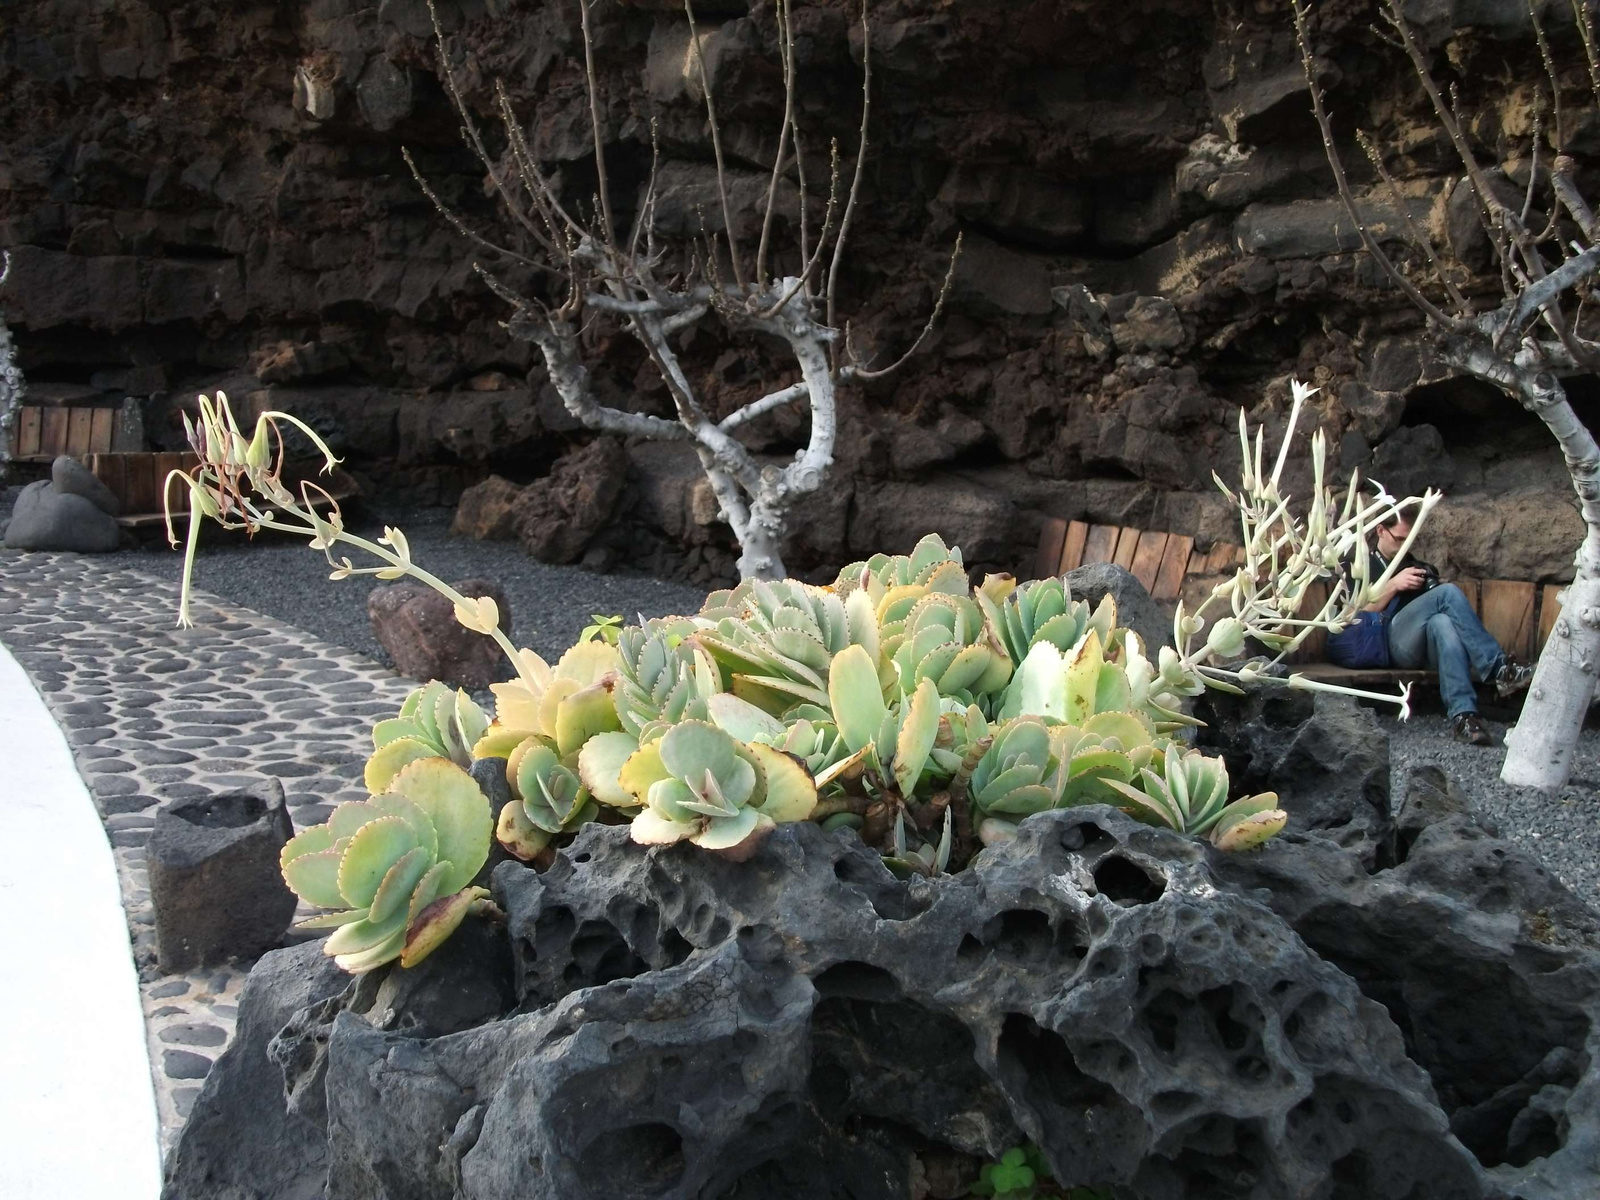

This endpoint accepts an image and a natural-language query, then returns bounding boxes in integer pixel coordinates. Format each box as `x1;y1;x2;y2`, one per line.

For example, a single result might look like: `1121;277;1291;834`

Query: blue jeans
1386;584;1505;718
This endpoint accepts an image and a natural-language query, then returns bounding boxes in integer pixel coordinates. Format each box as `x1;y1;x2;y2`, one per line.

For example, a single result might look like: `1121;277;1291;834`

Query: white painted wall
0;643;162;1199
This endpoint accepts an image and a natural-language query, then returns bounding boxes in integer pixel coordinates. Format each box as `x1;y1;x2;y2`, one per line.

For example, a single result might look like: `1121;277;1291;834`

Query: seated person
1326;508;1532;745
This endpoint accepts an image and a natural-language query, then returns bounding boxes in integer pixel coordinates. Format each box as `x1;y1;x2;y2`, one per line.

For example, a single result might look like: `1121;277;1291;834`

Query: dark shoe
1492;660;1534;699
1451;712;1494;746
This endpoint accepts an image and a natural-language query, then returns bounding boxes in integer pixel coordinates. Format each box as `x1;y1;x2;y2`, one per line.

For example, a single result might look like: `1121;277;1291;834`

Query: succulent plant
1103;742;1287;850
883;591;1012;703
976;574;1117;667
496;739;603;860
967;718;1060;825
967;711;1166;846
696;578;876;714
881;807;952;878
490;640;624;757
279;758;494;972
365;681;491;793
613;623;715;737
619;720;818;857
834;532;967;599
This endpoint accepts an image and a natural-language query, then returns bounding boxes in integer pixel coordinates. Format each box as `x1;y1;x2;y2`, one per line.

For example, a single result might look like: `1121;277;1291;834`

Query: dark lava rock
161;940;349;1200
172;808;1516;1199
368;575;512;691
148;778;297;972
1193;688;1394;869
510;436;629;564
1063;562;1171;652
1209;766;1600;1200
51;453;122;515
3;478;121;551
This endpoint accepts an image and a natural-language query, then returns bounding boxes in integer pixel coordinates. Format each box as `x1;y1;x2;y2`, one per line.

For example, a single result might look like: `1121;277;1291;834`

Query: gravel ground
1;485;705;664
1386;707;1600;899
4;480;1597;899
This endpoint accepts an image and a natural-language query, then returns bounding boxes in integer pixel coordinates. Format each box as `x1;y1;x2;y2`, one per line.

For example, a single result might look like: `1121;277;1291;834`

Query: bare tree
1293;0;1600;790
408;0;958;581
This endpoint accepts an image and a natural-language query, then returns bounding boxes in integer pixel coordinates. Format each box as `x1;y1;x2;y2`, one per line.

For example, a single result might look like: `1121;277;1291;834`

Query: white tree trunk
1439;340;1600;790
1503;577;1600;788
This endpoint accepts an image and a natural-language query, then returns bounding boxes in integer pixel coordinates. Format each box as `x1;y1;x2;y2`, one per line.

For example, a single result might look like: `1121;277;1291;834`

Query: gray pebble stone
162;1050;213;1080
159;1023;227;1047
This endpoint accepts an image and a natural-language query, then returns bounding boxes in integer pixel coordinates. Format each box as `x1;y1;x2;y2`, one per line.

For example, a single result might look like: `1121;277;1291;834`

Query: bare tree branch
720;380;810;430
756;0;797;287
826;0;873;348
1292;0;1469;331
683;0;746;290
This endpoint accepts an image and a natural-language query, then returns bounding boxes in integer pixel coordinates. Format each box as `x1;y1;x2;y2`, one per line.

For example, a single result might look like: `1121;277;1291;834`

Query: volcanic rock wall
1;0;1592;582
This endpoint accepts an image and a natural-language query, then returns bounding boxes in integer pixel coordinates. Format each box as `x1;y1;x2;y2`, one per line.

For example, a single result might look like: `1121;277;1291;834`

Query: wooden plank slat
122;455;159;516
66;407;94;457
90;454;128;513
1452;578;1480;617
41;407;69;457
1129;531;1170;593
89;407;115;454
1112;527;1141;570
1480;580;1537;662
1152;534;1193;602
1059;521;1089;574
1538;584;1564;654
1034;517;1069;582
1187;549;1209;576
154;452;186;516
17;406;43;458
1081;524;1119;567
1289;580;1330;664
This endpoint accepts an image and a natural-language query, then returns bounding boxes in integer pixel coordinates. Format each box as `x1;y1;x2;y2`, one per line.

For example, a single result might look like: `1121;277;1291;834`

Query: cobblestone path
0;549;413;1155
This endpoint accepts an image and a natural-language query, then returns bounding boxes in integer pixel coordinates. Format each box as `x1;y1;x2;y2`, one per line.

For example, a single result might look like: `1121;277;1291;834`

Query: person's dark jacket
1322;547;1438;668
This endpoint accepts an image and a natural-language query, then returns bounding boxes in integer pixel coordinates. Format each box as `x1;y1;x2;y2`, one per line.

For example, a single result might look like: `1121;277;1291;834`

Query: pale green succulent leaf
577;731;644;808
367;793;439;862
745;741;818;822
282;846;347;909
694;805;773;851
893;678;941;795
364;738;437;795
705;693;786;743
368;845;434;925
387;758;492;895
373;718;425;749
630;807;697;846
280;823;336;865
829;643;888;754
983;783;1056;815
337;815;419;909
496;797;553;861
1209;802;1288;851
554;680;622;759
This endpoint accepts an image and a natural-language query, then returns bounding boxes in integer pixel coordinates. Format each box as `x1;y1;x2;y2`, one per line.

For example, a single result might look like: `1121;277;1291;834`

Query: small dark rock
162;1049;214;1080
368;575;511;690
148;778;297;972
1063;561;1171;652
3;479;122;552
51;454;122;515
511;436;629;564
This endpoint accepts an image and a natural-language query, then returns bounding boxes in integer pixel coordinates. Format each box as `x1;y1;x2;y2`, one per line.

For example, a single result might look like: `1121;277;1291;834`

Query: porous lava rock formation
1;0;1592;580
165;790;1599;1198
